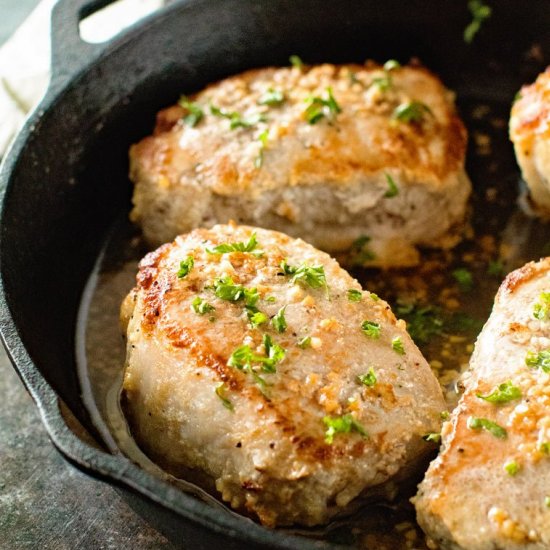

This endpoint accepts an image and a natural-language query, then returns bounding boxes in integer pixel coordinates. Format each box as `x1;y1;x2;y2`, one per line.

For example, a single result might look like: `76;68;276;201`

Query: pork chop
121;223;446;526
415;258;550;549
129;61;470;267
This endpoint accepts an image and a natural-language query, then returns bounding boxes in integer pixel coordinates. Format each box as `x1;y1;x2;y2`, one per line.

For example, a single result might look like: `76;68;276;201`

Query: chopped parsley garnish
476;381;521;404
210;104;266;129
178;95;204;127
177;256;194;278
258;88;285;106
423;432;441;443
347;289;363;302
383;59;401;71
371;74;392;92
533;292;550;320
247;308;268;328
357;367;377;387
540;442;550;455
215;383;234;411
323;414;369;444
350;235;376;265
504;460;520;476
441;411;450;421
525;349;550;373
272;306;287;333
392;336;405;355
371;59;401;91
255;129;269;169
212;276;259;307
487;260;505;277
304;87;342;124
513;91;523;104
546;496;550;508
384;173;399;198
361;320;381;339
370;292;379;301
227;334;285;383
280;261;328;291
395;301;444;345
452;267;474;291
206;232;262;255
464;0;492;44
467;416;507;439
298;336;311;349
289;54;304;70
262;334;286;370
191;296;215;315
393;101;432;123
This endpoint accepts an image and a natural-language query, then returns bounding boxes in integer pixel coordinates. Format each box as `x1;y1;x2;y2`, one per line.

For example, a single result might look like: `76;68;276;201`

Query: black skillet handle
50;0;119;88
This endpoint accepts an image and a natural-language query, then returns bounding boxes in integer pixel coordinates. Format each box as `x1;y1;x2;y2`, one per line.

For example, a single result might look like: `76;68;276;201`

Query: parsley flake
215;383;234;411
533;292;550;320
384;173;399;198
487;260;505;278
540;442;550;455
546;496;550;508
304;87;342;125
191;296;215;315
280;261;328;291
361;320;381;339
298;336;311;349
476;381;521;404
323;414;369;444
177;256;194;278
383;59;401;71
395;301;444;345
227;334;285;385
525;349;550;373
392;336;405;355
178;95;204;127
452;268;474;292
504;460;520;476
393;101;432;124
467;416;507;439
441;411;450;421
271;306;287;333
247;308;268;328
423;432;441;443
258;88;285;106
210;104;266;129
347;289;363;302
206;233;262;255
289;54;304;70
212;276;259;307
255;129;269;169
357;367;377;387
350;235;376;265
464;0;492;44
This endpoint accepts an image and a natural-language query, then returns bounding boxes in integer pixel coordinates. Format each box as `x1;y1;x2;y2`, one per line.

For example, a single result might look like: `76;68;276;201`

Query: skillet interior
0;0;548;548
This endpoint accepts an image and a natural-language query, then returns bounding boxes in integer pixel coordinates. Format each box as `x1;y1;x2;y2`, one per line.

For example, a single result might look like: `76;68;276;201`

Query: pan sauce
76;97;550;548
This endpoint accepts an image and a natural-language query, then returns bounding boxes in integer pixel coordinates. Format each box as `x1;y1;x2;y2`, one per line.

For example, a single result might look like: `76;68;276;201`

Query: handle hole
79;0;164;44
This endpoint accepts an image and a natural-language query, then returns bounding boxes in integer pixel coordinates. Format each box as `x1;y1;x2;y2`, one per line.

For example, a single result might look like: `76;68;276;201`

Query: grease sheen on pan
510;67;550;217
129;62;470;267
415;258;550;549
121;223;446;526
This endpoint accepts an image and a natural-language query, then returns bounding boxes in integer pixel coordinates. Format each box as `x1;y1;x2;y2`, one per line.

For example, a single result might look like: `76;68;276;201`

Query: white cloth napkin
0;0;164;157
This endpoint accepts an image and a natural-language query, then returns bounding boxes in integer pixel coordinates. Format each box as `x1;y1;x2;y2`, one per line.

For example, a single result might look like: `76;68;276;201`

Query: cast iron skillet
0;0;548;547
